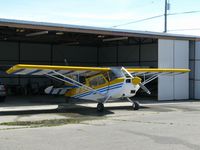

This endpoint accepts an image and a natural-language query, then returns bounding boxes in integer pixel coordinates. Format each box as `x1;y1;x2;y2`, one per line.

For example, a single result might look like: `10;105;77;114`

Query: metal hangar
0;18;199;100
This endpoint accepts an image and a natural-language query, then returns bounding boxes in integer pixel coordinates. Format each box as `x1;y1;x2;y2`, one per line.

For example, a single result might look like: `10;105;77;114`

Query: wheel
132;101;140;110
97;103;104;112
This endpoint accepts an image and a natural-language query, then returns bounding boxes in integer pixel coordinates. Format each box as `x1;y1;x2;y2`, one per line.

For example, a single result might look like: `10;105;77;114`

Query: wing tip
6;64;23;74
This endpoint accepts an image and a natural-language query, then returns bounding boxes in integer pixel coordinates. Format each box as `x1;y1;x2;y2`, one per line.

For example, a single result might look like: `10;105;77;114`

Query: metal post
116;43;119;66
139;39;141;66
50;44;53;65
97;46;99;66
164;0;167;32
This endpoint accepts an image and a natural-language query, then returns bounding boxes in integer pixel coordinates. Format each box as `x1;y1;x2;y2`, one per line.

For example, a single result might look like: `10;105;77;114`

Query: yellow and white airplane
6;64;190;112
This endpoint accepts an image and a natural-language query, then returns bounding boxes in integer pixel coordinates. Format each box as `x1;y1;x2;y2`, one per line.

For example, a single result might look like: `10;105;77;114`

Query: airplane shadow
0;104;149;117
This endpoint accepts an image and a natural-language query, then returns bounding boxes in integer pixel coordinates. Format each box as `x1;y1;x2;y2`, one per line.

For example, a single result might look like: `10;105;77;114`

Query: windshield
108;68;124;81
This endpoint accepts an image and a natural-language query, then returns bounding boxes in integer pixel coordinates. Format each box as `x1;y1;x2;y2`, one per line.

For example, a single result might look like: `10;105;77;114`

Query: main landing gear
132;101;140;110
96;100;140;112
97;103;104;112
127;98;140;110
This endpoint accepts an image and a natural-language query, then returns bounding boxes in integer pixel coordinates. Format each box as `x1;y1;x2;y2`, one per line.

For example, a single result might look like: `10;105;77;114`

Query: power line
168;10;200;16
111;10;200;28
111;15;163;28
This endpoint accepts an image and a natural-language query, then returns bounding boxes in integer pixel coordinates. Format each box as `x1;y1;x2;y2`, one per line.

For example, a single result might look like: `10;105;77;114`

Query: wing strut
45;71;106;97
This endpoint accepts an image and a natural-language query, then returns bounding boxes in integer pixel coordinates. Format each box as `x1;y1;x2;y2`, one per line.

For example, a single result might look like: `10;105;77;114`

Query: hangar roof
0;18;199;46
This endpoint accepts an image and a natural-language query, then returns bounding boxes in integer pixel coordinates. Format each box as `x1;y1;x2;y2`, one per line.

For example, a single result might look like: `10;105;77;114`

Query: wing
6;64;190;94
6;64;111;97
7;64;110;76
126;68;190;85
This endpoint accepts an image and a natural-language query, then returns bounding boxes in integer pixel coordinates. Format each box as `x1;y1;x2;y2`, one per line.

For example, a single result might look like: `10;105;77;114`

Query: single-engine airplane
6;64;190;112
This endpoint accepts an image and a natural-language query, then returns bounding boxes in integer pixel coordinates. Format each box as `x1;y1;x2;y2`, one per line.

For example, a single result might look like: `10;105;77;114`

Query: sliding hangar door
158;39;189;100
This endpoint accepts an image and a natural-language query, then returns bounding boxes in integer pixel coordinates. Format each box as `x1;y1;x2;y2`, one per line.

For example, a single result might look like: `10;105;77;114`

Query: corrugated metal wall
99;44;157;67
190;41;200;99
0;41;157;96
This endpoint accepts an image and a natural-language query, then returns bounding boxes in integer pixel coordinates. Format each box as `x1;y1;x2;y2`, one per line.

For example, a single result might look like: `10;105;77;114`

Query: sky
0;0;199;36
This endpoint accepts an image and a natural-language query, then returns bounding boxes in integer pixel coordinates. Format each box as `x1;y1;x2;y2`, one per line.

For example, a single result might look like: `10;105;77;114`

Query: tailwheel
97;103;104;112
132;101;140;110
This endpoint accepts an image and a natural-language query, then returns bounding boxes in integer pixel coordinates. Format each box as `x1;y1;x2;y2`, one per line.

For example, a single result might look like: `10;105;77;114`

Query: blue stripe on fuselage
73;83;123;98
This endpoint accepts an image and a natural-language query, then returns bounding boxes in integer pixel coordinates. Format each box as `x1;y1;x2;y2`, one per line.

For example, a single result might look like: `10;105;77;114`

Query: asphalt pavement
0;96;200;150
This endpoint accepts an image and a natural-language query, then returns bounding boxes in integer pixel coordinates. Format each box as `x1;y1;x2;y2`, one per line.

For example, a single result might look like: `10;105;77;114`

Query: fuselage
65;73;140;101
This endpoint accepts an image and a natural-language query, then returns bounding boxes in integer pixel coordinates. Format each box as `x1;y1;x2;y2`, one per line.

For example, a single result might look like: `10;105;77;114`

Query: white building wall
158;39;189;100
158;40;174;100
174;41;189;99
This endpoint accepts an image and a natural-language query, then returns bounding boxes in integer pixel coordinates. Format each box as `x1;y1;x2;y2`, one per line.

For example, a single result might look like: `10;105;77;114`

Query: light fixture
103;36;128;42
26;31;48;37
20;29;25;33
97;35;105;38
56;32;64;35
16;29;25;33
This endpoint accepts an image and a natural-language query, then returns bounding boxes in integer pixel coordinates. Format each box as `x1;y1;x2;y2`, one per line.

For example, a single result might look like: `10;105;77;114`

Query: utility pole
164;0;170;32
164;0;167;32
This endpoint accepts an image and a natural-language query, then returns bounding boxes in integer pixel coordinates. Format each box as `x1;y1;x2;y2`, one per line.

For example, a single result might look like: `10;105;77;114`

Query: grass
0;118;86;128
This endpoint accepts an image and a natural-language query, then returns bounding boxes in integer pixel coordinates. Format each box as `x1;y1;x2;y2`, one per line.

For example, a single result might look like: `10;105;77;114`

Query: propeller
139;83;151;95
121;67;151;95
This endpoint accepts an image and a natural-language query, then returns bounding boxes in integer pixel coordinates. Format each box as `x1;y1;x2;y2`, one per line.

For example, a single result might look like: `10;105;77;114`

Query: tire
133;101;140;110
97;103;104;112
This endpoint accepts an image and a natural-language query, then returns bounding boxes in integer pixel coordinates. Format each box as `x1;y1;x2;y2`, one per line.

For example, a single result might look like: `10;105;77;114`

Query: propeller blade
121;67;151;95
139;83;151;95
121;67;133;78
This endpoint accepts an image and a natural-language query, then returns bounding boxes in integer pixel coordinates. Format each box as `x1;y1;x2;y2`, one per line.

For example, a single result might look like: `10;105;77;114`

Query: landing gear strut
97;103;104;112
127;98;140;110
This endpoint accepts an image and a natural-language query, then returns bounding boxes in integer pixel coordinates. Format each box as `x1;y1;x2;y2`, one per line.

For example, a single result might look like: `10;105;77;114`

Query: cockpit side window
108;71;117;81
89;75;107;87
